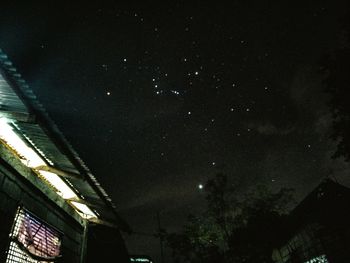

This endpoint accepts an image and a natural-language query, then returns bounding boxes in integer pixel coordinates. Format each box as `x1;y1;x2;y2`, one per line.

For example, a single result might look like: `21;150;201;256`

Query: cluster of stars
89;9;295;186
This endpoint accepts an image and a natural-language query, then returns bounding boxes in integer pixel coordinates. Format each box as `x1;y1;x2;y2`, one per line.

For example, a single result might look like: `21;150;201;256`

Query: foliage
166;173;295;263
322;13;350;161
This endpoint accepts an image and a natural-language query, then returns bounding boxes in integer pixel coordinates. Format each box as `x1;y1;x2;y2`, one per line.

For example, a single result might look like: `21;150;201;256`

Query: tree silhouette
323;12;350;161
166;174;295;263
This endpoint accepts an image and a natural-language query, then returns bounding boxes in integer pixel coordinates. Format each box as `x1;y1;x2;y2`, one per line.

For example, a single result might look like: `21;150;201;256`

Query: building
0;48;131;262
130;255;154;263
272;179;350;263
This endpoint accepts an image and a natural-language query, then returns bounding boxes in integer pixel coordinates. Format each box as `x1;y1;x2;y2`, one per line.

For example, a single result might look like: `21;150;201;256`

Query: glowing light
305;255;328;263
39;171;77;199
71;201;97;219
0;118;46;168
0;118;96;219
107;91;111;95
198;184;203;189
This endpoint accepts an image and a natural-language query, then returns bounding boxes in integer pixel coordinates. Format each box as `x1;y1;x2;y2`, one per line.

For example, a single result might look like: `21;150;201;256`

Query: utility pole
131;212;165;263
157;212;164;263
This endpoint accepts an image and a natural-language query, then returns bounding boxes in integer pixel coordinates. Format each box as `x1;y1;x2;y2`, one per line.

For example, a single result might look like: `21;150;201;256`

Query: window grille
5;207;62;263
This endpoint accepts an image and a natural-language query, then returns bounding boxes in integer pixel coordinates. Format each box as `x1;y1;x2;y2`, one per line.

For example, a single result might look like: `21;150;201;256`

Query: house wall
0;152;86;262
272;223;350;263
272;223;326;263
86;224;130;263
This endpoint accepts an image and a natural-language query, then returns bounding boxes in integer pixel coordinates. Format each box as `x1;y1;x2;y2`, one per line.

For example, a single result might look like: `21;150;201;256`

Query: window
6;207;62;263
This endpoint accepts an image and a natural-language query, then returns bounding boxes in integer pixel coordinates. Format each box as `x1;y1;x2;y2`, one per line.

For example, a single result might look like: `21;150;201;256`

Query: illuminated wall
0;148;86;262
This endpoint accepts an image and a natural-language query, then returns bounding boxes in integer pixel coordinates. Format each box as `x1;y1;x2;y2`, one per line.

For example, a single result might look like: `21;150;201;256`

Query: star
106;91;111;96
198;184;204;190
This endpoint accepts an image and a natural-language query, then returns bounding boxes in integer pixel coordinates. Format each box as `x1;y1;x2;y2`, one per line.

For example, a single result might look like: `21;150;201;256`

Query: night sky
1;1;350;261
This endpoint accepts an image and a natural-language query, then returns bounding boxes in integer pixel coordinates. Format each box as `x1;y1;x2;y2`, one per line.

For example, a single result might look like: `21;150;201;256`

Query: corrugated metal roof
0;71;28;114
0;48;130;232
